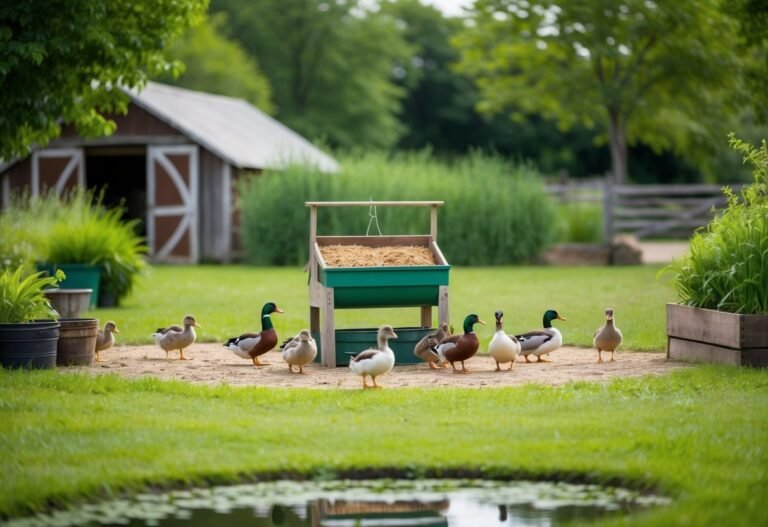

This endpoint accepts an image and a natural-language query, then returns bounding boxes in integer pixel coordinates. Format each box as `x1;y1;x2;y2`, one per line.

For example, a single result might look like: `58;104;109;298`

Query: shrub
556;202;604;244
663;134;768;314
238;151;558;266
0;266;63;324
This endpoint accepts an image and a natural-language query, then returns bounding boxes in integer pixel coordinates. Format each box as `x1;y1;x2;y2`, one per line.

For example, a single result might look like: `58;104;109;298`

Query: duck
594;308;623;363
515;309;566;363
281;329;317;373
152;315;200;360
432;314;486;373
488;310;520;371
349;325;398;389
413;322;451;369
94;321;119;362
224;302;284;366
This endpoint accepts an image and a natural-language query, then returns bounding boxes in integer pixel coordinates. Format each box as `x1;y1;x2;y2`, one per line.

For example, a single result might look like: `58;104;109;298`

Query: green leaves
0;266;62;324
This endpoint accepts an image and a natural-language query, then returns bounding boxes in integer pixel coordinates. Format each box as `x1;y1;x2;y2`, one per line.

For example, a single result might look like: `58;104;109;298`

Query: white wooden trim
146;145;199;263
30;148;84;196
31;151;40;196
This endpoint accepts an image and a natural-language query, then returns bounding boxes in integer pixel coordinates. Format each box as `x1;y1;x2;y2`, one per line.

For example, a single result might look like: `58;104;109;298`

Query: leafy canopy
453;0;754;180
154;12;274;114
0;0;207;160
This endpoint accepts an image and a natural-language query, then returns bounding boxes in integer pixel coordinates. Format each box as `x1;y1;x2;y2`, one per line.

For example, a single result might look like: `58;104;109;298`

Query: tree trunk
608;108;628;184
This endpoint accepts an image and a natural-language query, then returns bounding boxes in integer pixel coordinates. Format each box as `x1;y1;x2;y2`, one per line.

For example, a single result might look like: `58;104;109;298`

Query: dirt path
65;343;689;389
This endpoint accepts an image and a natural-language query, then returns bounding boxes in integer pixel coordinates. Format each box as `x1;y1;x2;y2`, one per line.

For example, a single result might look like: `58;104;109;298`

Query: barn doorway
85;146;147;235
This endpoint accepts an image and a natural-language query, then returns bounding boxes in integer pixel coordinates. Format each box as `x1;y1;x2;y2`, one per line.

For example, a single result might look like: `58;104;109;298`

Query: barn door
31;148;84;196
147;145;199;263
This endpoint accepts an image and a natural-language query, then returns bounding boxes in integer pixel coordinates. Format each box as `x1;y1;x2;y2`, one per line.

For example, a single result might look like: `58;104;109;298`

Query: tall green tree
155;13;274;114
212;0;412;149
0;0;207;160
454;0;759;183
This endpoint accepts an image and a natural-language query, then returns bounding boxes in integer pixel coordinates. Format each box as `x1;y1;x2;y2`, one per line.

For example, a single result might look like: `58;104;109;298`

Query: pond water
6;479;670;527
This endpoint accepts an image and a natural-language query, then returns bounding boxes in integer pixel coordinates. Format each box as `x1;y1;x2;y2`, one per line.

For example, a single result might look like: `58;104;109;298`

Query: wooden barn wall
1;158;32;208
199;148;231;262
58;103;182;142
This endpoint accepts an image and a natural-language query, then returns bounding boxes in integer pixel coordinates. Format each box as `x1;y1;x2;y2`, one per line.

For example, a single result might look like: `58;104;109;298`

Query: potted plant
663;134;768;367
0;266;63;369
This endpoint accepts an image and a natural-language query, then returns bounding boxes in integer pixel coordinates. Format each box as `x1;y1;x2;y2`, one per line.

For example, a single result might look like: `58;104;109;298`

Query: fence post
603;174;614;244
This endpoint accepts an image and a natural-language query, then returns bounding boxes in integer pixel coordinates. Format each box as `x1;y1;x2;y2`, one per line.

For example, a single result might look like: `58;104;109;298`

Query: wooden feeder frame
307;201;450;367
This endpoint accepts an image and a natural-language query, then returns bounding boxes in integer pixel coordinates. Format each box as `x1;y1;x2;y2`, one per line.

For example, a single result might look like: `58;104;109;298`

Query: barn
0;82;338;263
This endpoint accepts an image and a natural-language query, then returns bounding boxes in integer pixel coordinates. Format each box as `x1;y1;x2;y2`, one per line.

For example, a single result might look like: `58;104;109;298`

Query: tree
154;13;274;114
211;0;412;149
0;0;207;160
453;0;758;183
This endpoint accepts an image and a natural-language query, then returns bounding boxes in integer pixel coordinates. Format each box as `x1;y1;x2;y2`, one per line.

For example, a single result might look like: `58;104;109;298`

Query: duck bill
194;323;202;328
275;307;285;314
113;328;121;333
391;332;398;339
557;315;567;321
477;319;487;325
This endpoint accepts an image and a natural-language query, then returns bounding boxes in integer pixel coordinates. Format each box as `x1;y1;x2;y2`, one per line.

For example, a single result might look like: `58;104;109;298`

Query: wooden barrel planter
0;321;60;369
56;318;99;366
44;288;93;318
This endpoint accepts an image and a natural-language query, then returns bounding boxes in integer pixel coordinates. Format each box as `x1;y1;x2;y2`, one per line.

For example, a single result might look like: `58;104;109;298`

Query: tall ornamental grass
663;134;768;314
556;202;604;243
238;152;558;265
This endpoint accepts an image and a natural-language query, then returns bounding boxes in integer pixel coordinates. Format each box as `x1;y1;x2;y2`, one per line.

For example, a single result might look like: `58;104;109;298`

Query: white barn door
31;148;84;196
147;145;199;263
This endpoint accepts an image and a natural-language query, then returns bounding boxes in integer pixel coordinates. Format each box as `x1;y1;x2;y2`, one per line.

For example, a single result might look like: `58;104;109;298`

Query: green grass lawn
1;366;767;525
88;264;676;350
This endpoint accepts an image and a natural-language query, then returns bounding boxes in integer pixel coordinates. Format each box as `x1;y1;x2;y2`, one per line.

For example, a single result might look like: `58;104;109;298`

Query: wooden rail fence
547;181;742;240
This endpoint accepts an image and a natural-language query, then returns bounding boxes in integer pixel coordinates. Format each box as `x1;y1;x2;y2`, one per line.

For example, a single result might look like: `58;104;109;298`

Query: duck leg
95;350;102;362
299;365;307;374
288;364;295;373
597;349;603;363
459;361;470;373
524;354;532;363
371;376;383;388
165;350;170;361
179;349;191;360
507;361;515;371
494;360;501;372
610;350;616;362
428;360;440;370
361;375;371;389
536;355;550;363
252;356;267;367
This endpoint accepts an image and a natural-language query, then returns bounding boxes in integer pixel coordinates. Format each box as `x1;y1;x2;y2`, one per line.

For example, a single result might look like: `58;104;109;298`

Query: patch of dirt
320;245;436;267
64;344;690;389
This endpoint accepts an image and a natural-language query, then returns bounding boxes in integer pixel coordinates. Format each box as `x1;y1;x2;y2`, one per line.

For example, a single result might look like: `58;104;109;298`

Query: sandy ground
64;343;689;389
639;241;689;264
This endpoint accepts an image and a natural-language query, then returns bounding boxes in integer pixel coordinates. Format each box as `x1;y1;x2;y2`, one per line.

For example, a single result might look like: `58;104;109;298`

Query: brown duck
95;321;119;362
224;302;283;366
432;314;485;373
413;322;451;369
594;308;623;363
152;315;200;360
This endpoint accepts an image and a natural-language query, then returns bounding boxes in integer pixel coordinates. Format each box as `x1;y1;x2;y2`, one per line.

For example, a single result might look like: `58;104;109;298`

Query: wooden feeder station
307;201;450;367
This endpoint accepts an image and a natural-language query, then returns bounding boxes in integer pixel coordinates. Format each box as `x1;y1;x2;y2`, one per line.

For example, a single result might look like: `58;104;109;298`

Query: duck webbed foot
179;349;192;360
428;361;440;370
536;355;550;363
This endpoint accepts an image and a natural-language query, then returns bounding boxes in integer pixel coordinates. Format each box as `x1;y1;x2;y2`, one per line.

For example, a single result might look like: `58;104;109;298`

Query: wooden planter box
666;303;768;367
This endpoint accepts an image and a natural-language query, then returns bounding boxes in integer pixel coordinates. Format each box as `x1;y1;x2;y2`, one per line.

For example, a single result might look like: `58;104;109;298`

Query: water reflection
4;479;670;527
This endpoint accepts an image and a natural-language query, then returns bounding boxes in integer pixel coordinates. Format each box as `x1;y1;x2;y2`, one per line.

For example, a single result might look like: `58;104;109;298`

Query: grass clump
1;366;767;526
663;134;768;314
238;151;558;266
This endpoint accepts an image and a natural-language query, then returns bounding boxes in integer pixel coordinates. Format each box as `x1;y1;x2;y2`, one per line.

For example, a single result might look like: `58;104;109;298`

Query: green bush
0;266;63;324
663;134;768;314
555;202;604;243
239;151;558;265
0;189;147;304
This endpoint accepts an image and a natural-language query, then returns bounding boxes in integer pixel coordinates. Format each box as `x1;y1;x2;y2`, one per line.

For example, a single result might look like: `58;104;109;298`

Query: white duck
281;329;317;374
515;309;566;363
488;310;520;371
152;315;200;360
594;308;623;363
349;325;398;389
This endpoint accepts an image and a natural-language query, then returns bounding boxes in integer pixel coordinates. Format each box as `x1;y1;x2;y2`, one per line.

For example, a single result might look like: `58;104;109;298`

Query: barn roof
126;82;338;172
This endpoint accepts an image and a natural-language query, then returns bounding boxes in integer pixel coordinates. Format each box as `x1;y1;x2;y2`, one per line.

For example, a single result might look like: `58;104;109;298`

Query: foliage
211;0;412;149
94;264;673;350
238;152;556;266
0;0;208;160
453;0;759;183
0;266;63;324
663;135;768;314
1;367;768;526
0;189;147;304
555;202;604;243
154;12;274;114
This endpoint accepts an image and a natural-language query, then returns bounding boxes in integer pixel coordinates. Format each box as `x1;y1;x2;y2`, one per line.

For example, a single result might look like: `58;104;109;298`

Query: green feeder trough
307;201;451;367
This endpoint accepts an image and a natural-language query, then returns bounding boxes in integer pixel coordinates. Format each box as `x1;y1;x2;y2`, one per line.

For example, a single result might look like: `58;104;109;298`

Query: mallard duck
488;310;520;371
349;325;398;389
224;302;283;366
594;308;623;363
94;321;119;362
432;314;486;373
152;315;200;360
281;329;317;373
515;309;566;363
413;322;450;369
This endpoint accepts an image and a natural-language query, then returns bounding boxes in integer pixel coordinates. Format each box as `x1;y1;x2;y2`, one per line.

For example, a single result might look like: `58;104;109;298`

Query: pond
6;479;670;527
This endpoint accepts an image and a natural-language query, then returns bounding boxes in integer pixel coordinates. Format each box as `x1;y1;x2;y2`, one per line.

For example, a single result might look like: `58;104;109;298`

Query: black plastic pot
0;320;60;369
